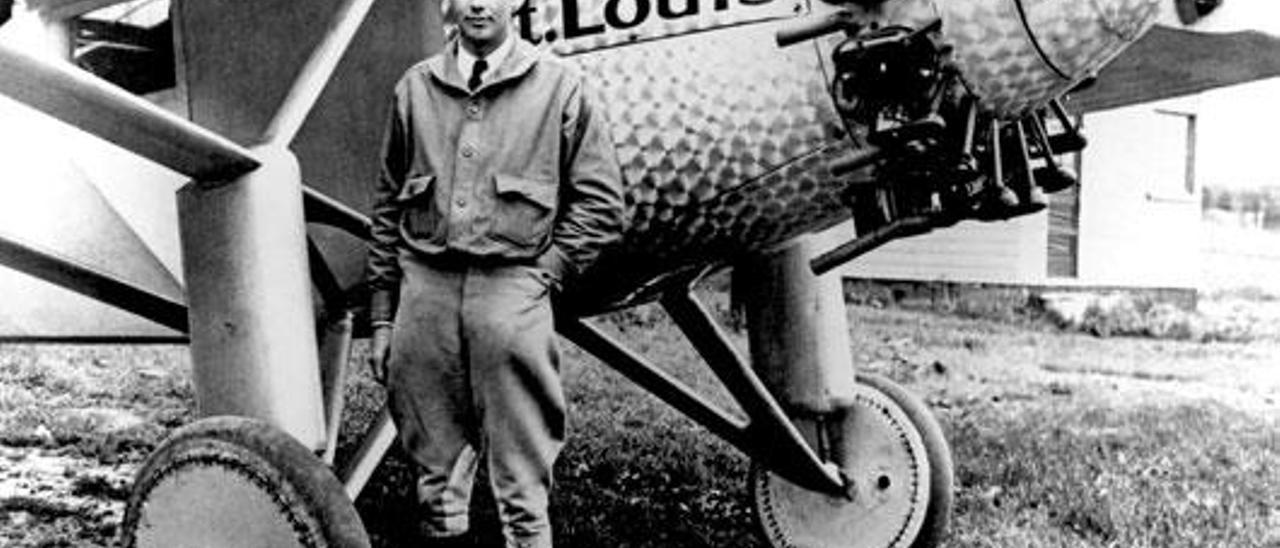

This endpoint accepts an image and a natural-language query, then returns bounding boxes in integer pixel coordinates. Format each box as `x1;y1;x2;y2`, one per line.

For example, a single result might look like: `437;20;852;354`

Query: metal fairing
558;0;1169;312
538;10;859;310
940;0;1163;116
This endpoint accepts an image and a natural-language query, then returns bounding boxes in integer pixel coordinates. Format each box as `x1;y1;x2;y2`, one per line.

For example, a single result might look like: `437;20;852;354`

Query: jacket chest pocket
492;173;557;248
396;175;443;239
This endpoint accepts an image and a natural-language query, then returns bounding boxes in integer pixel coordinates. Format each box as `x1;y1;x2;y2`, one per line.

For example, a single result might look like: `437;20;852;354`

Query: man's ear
440;0;457;25
1175;0;1224;25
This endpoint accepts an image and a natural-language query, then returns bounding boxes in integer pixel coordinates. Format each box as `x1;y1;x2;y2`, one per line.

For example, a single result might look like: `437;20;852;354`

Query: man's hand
368;324;393;384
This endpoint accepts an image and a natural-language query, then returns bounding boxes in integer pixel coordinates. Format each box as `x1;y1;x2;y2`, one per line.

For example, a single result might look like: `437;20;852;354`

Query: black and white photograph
0;0;1276;546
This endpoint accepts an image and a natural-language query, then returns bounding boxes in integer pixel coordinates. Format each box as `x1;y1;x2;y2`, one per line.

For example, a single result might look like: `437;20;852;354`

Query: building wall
1074;99;1202;289
838;215;1050;285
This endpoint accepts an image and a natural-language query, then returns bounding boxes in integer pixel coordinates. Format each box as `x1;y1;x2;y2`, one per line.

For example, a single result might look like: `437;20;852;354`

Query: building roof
1068;25;1280;113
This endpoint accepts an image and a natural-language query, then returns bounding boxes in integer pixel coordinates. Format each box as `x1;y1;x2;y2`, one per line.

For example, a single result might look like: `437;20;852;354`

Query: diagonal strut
259;0;376;146
0;42;260;181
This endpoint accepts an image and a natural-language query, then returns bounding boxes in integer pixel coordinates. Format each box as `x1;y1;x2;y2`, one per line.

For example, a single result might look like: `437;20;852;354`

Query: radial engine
783;0;1165;273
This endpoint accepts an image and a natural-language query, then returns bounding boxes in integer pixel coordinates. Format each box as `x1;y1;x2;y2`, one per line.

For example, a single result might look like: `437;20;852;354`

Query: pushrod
0;43;259;182
811;215;934;274
260;0;376;145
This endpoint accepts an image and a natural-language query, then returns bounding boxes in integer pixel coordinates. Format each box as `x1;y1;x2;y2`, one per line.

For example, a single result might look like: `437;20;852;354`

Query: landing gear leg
740;237;953;547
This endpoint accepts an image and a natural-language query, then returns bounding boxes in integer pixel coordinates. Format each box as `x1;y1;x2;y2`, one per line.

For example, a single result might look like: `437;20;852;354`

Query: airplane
0;0;1272;546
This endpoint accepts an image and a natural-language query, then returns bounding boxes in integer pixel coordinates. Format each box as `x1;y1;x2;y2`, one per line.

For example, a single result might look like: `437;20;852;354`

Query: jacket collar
457;33;514;83
427;35;540;95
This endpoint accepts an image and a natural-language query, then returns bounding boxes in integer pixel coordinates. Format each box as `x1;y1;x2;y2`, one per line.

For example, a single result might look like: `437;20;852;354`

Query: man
363;0;626;545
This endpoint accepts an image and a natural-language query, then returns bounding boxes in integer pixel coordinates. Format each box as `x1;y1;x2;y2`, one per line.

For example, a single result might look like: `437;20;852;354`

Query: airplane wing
1069;25;1280;113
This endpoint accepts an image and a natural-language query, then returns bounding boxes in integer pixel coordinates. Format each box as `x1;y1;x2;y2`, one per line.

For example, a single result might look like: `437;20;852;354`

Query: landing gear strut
739;240;954;548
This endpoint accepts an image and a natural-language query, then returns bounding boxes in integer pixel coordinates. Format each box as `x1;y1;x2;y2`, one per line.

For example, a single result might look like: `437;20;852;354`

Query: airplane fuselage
529;0;1166;312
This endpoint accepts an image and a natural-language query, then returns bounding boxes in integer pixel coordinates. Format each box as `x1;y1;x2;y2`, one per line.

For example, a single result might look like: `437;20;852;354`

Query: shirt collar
425;34;538;94
456;32;514;85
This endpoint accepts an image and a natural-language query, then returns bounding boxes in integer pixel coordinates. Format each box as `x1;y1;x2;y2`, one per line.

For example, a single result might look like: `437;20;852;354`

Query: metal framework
564;286;845;495
0;0;847;506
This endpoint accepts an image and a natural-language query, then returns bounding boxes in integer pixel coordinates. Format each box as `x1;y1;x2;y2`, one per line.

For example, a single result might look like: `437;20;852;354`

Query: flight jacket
365;37;627;323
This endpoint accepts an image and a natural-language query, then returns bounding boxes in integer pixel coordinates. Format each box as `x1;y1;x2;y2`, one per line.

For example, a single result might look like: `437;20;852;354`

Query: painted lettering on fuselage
516;0;801;54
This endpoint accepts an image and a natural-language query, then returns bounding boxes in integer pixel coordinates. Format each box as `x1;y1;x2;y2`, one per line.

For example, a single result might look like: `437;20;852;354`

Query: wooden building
839;26;1280;303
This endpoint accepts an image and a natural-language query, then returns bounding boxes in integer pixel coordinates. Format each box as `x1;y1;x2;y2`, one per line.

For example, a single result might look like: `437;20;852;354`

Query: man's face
451;0;514;54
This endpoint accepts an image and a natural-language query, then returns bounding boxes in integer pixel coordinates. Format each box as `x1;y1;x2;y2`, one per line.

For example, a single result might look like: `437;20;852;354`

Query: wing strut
0;43;259;181
0;234;188;334
259;0;376;146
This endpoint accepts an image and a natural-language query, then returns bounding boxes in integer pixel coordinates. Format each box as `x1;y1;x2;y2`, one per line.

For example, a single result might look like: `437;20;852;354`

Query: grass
0;345;189;546
946;401;1278;548
1;298;1277;547
346;297;1279;547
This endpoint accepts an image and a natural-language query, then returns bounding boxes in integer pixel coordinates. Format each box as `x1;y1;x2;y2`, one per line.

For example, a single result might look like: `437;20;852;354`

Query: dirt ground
0;298;1276;547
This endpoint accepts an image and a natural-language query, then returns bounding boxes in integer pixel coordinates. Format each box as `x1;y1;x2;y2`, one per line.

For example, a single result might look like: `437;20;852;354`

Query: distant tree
1242;190;1263;215
1212;186;1234;211
1266;207;1280;230
0;0;11;26
1266;188;1280;230
1202;186;1215;212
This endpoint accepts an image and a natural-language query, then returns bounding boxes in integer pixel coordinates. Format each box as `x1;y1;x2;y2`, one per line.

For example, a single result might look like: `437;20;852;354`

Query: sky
1197;79;1280;188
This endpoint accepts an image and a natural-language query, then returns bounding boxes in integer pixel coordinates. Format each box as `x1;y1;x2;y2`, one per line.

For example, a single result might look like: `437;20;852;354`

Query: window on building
1154;109;1198;196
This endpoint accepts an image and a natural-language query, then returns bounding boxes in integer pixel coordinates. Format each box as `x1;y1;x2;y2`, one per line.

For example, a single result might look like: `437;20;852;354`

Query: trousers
387;251;565;548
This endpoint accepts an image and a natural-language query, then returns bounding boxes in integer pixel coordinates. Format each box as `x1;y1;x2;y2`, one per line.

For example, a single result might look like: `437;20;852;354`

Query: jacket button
455;197;467;208
461;145;474;158
467;103;481;117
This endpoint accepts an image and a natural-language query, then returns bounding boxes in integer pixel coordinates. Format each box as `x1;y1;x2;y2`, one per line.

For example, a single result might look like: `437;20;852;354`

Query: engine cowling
940;0;1164;117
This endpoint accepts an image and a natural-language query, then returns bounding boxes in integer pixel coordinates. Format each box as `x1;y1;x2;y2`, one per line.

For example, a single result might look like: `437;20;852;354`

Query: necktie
468;59;488;92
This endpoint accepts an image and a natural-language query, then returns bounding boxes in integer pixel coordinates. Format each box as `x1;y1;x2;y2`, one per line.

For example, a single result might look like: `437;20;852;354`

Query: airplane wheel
852;373;954;548
752;374;953;548
120;416;370;548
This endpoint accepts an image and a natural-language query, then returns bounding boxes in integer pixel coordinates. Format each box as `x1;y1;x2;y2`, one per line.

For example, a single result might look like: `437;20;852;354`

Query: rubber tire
855;373;954;548
120;415;370;548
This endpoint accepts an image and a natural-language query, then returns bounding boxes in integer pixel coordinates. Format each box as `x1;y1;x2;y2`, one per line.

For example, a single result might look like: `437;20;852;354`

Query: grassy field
0;296;1277;547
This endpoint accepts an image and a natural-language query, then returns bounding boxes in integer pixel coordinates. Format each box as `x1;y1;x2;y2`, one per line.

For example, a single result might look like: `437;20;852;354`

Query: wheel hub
753;383;931;548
